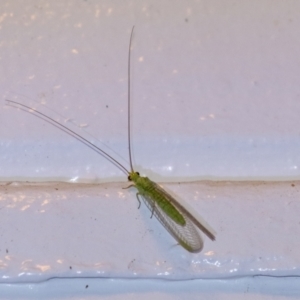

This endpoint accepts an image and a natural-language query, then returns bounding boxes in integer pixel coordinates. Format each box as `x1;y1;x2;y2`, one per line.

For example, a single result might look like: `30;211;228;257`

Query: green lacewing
6;27;216;252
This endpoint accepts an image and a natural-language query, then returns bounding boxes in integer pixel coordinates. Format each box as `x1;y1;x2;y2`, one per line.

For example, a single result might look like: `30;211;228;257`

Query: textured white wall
1;1;300;182
1;1;300;298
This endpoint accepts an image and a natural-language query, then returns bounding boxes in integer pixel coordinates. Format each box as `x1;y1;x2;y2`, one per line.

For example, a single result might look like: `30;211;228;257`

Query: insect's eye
136;172;140;175
128;175;132;181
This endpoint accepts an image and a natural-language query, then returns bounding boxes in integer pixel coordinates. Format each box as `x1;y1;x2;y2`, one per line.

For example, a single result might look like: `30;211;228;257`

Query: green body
129;172;186;226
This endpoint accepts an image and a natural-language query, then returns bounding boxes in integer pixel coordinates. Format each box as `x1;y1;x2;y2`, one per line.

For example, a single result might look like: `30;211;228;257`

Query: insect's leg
136;193;142;209
150;202;156;219
123;184;134;190
136;194;155;218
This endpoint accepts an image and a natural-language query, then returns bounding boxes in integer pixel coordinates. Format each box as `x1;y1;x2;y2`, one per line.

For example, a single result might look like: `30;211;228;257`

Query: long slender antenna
6;29;136;176
5;100;130;176
128;26;135;172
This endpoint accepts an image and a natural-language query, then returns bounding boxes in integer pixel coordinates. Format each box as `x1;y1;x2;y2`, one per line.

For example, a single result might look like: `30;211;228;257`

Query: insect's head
128;171;140;182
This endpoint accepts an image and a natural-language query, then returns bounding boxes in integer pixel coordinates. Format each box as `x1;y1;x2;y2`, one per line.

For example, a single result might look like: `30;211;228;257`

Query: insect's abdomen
135;176;186;226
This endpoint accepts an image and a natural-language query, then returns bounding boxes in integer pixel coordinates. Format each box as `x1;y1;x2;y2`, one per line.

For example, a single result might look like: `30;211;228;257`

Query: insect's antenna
128;26;135;173
5;100;130;176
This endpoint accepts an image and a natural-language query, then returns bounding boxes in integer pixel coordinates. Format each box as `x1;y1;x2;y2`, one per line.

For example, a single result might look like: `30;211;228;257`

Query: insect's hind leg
150;203;155;219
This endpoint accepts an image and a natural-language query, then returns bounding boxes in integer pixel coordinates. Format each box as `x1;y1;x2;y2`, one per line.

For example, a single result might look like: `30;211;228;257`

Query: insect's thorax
128;172;153;193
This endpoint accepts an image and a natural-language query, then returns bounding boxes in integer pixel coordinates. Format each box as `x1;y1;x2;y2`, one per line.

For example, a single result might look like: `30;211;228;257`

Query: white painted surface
1;0;300;181
0;181;300;281
0;0;300;298
0;277;300;300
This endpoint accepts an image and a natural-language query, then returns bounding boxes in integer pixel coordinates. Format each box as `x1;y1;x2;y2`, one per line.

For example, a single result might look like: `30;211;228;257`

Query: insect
6;27;216;253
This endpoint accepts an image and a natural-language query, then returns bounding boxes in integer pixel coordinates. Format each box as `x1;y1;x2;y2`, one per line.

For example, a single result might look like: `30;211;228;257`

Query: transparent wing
141;193;204;253
150;181;216;241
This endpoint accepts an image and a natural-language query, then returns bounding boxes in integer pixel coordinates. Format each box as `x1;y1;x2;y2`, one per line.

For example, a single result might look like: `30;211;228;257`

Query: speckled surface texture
1;0;300;299
0;181;299;283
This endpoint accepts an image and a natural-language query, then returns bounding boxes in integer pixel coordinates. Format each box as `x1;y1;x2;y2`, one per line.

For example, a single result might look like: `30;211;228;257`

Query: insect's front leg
123;184;134;190
136;193;142;209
